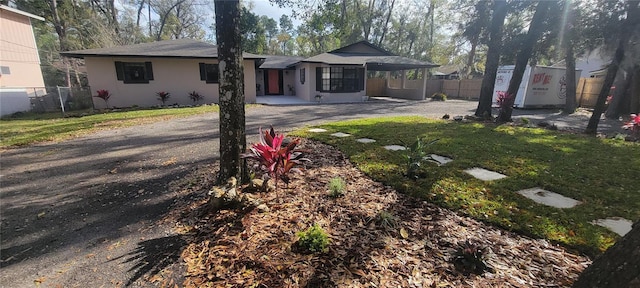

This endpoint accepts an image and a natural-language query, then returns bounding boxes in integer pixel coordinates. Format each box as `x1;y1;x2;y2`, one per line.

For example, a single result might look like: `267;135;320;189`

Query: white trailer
492;65;581;108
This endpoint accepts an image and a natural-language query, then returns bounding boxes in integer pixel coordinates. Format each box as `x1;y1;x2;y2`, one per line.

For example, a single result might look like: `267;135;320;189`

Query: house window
115;61;154;83
316;67;364;93
0;66;10;75
300;68;305;84
199;63;219;83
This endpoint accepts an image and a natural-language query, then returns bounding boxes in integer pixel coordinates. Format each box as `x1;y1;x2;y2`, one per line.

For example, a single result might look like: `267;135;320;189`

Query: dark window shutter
316;67;322;91
213;64;219;83
115;61;124;80
358;68;365;91
144;62;154;80
199;63;206;81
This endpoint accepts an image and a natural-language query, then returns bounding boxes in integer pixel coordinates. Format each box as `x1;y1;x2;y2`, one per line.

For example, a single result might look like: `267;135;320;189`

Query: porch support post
385;71;391;88
401;70;406;89
422;68;428;100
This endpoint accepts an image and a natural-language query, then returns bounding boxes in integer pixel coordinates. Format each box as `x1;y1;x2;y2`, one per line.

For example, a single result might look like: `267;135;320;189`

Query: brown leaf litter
164;139;590;287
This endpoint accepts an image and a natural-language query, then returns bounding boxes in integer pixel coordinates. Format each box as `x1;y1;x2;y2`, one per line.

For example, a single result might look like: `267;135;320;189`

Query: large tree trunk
215;0;247;185
498;1;551;122
563;3;577;114
475;0;508;118
631;65;640;114
605;70;632;119
572;221;640;288
585;1;639;134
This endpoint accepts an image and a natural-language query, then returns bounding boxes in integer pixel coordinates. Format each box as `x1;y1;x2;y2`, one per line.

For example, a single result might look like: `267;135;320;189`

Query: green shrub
402;137;439;180
296;224;330;253
327;177;346;197
431;93;447;101
376;210;397;230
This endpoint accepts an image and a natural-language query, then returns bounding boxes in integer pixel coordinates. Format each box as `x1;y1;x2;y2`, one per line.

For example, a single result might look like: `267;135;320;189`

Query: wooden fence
366;77;603;108
576;78;604;108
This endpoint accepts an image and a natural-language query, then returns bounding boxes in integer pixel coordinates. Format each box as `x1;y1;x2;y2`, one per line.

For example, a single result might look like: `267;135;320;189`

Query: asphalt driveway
0;99;624;287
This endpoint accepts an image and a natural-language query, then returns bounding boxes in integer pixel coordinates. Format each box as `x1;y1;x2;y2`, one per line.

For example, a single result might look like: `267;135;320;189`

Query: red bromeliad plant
623;114;640;139
94;89;111;108
156;91;171;105
496;91;515;122
242;126;307;189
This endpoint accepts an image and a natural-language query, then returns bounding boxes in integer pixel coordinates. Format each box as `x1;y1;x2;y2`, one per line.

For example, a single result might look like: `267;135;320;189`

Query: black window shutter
145;62;154;80
199;63;206;81
358;68;365;91
316;67;322;91
114;61;124;80
213;64;219;83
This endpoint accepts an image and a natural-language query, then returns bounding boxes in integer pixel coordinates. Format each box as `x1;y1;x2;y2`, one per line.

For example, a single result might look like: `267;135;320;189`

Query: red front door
267;70;281;94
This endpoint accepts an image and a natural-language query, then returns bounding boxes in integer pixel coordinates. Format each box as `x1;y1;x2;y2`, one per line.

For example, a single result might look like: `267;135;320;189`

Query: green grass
0;105;220;148
292;116;640;257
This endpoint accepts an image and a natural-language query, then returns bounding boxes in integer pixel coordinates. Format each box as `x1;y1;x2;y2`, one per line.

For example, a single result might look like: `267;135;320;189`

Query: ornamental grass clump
242;126;308;190
402;137;439;180
327;177;346;198
296;224;330;253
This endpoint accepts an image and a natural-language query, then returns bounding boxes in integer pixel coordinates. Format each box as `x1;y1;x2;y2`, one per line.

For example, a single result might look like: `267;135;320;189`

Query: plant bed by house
166;140;589;287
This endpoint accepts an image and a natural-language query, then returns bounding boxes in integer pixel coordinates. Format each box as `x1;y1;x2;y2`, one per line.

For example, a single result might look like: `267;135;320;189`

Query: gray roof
300;52;439;70
61;39;262;59
258;55;304;69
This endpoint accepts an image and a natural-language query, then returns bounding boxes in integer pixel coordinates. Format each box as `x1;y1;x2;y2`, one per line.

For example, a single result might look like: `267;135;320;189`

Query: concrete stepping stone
515;187;581;209
384;145;406;151
591;217;633;236
464;167;507;181
356;138;376;143
308;128;327;133
330;132;351;137
426;154;453;166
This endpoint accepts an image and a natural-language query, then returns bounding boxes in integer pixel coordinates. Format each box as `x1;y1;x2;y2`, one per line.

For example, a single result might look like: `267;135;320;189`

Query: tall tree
572;220;640;288
498;0;551;122
585;0;640;134
214;0;247;184
475;0;508;118
562;0;578;114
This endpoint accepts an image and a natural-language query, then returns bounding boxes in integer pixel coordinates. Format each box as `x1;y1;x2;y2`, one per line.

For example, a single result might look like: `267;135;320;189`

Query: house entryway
264;69;283;95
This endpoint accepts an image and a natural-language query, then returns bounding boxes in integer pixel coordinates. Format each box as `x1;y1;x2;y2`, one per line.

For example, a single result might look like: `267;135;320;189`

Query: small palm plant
156;91;171;106
94;89;111;108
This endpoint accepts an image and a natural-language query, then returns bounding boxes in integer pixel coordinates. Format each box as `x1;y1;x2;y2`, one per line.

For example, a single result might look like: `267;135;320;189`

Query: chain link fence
25;86;93;113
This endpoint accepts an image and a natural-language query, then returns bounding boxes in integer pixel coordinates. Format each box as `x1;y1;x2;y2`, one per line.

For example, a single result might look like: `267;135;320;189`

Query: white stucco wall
85;57;257;109
295;63;367;103
283;70;296;96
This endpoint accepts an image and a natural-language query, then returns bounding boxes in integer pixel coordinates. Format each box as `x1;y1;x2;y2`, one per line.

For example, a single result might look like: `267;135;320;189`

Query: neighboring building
62;39;439;108
0;5;45;116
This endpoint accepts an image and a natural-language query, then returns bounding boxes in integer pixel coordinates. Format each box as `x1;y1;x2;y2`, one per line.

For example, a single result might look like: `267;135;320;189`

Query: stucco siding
85;57;256;108
0;8;45;88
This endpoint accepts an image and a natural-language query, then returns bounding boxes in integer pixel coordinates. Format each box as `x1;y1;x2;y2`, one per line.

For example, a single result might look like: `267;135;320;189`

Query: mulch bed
164;139;590;287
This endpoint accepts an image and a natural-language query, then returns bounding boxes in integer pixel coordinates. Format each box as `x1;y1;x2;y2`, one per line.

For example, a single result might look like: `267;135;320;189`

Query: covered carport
365;56;439;100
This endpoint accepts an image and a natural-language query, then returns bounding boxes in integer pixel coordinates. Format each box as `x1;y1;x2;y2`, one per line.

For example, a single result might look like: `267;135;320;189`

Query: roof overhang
0;5;44;21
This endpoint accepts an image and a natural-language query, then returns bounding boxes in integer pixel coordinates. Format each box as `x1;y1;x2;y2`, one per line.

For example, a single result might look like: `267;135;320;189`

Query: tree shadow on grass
111;234;187;287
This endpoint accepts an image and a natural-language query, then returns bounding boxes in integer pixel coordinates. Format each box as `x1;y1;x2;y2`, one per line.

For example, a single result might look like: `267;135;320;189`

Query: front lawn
292;116;640;256
0;105;219;148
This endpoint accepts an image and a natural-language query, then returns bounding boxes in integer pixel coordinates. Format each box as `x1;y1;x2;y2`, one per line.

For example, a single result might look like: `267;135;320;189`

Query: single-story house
61;39;262;108
62;39;438;108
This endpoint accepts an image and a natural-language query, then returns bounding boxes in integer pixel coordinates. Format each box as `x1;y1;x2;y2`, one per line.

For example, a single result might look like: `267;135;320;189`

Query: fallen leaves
168;139;590;287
